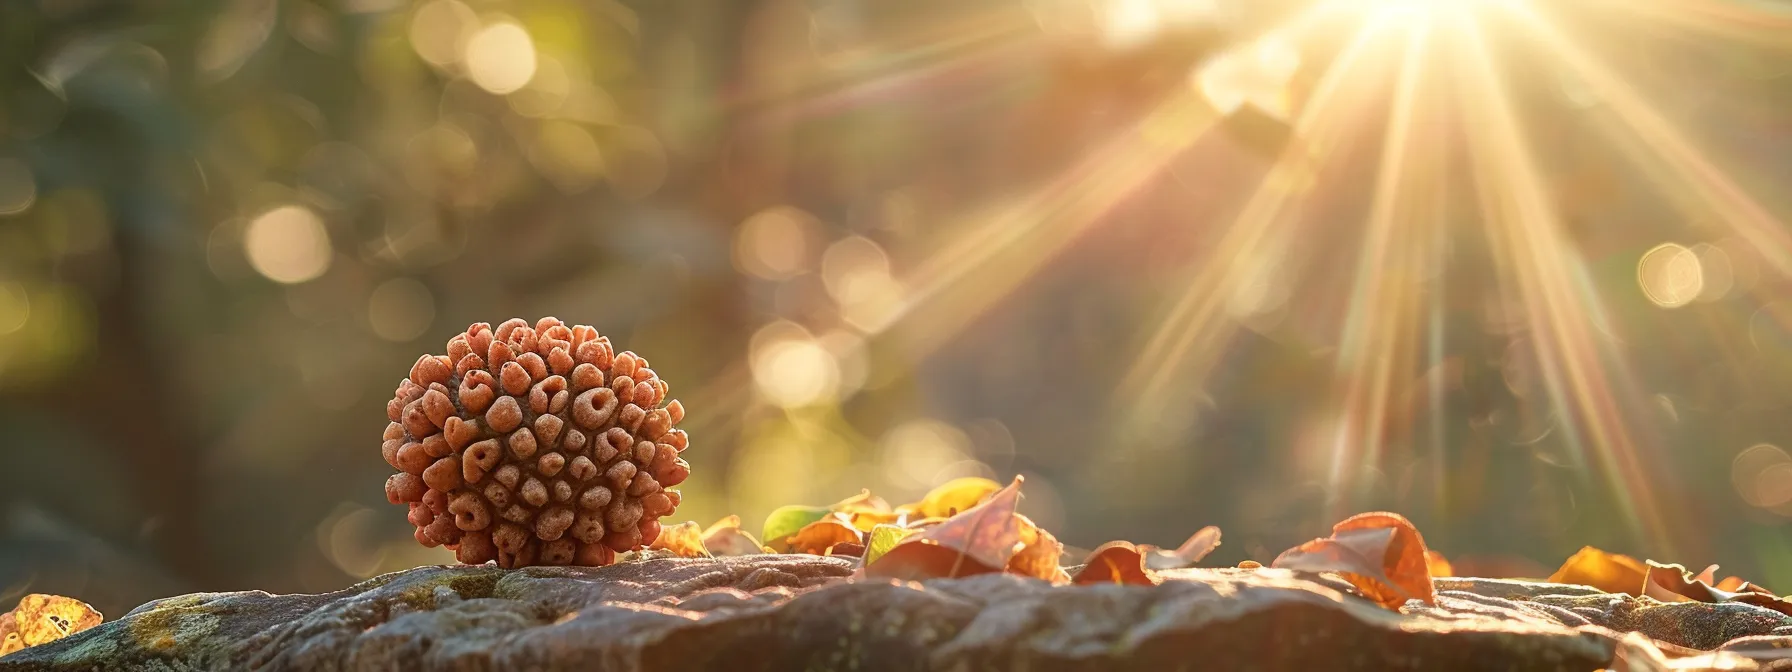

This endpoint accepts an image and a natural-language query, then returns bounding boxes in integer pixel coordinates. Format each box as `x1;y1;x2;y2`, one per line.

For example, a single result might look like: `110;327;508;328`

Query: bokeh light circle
1636;242;1703;308
464;22;537;94
1731;443;1791;508
244;205;333;284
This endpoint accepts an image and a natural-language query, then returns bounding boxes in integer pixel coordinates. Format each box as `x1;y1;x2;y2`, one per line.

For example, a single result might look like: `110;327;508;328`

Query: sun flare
756;0;1792;557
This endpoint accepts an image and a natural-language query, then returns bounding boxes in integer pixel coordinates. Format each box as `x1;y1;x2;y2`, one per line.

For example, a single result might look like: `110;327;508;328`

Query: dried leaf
829;489;891;513
864;476;1025;580
701;515;765;557
1073;541;1161;585
1272;511;1435;609
788;514;863;555
911;476;1003;519
863;524;918;566
1547;546;1648;595
648;520;712;558
830;489;900;532
0;594;102;656
1426;550;1454;578
761;505;831;552
0;612;16;658
1643;560;1792;617
1006;514;1065;582
1143;526;1222;570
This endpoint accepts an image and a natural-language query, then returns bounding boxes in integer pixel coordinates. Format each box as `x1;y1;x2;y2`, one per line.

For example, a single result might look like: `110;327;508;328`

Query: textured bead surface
382;318;690;567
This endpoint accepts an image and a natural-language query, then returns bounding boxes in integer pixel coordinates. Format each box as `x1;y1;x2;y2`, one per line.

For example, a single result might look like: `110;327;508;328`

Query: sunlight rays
1321;17;1433;510
1503;3;1792;282
1584;0;1792;46
710;0;1788;555
873;82;1224;357
1116;13;1402;418
1450;10;1672;549
741;5;1043;125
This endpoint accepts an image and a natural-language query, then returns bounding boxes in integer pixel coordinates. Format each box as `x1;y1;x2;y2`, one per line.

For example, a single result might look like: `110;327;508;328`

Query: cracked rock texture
7;555;1792;671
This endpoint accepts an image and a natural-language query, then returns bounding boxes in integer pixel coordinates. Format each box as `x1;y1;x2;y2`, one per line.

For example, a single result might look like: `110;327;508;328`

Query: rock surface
6;554;1792;671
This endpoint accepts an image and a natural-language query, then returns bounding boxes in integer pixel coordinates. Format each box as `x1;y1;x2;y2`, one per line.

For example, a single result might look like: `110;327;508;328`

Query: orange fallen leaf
1073;541;1161;585
1271;511;1435;609
1006;514;1065;582
1547;546;1648;595
1426;550;1454;578
788;514;864;555
864;476;1026;581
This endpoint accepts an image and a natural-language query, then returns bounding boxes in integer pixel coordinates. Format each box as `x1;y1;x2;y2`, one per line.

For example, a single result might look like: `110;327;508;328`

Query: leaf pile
655;475;1219;587
1543;545;1792;617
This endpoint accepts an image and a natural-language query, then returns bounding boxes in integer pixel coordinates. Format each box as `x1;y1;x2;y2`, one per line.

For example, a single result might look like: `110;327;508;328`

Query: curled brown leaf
1072;541;1161;586
1643;561;1792;617
1271;511;1435;609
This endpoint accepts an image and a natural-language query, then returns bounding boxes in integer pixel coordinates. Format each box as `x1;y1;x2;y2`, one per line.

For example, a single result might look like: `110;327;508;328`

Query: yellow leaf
864;524;919;566
1;594;102;655
649;520;712;558
822;489;900;532
911;477;1002;519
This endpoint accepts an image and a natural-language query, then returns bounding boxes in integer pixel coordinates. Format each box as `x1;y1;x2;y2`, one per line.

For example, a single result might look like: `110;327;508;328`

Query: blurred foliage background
2;0;1791;618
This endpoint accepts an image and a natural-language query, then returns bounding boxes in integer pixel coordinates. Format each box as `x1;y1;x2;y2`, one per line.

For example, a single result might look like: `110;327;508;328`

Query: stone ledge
6;555;1792;671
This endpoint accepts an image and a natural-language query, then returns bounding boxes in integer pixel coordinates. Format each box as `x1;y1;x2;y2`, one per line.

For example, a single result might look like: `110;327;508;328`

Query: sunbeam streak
1503;4;1792;282
1117;16;1402;417
1450;11;1674;552
1322;16;1431;512
1586;0;1792;45
875;86;1223;357
739;6;1043;126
